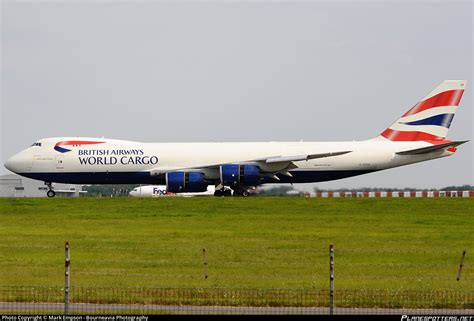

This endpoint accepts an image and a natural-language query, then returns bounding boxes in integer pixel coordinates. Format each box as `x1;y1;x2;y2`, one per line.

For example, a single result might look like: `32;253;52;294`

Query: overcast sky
1;1;472;190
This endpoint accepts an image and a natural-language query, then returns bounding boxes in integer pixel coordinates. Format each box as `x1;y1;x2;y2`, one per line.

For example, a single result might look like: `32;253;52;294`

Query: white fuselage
4;137;454;186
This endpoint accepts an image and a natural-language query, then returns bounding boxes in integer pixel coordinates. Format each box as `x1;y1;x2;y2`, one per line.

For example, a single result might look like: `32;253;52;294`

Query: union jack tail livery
379;80;466;141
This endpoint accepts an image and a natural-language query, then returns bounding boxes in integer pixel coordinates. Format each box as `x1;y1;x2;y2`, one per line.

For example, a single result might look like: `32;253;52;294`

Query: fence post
65;241;70;315
456;250;466;281
329;244;334;315
203;248;208;279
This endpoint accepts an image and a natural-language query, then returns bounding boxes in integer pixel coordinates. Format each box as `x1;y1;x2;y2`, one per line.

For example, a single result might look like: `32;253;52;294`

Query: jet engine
166;171;208;193
220;164;261;187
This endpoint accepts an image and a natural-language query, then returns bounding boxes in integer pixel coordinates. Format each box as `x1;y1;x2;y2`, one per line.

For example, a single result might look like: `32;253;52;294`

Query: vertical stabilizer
378;80;466;141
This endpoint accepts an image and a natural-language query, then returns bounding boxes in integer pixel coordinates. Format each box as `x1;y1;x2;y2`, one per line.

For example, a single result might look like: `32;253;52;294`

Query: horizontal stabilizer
396;141;468;155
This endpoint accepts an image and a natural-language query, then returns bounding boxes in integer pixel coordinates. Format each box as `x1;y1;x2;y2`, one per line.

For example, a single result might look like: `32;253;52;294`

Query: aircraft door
55;154;64;171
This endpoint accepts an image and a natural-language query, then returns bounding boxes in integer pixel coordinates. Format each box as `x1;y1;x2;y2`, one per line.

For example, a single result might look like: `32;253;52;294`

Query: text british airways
78;149;158;165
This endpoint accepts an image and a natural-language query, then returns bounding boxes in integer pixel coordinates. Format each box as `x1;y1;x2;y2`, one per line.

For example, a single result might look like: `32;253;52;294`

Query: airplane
4;80;468;198
130;185;216;197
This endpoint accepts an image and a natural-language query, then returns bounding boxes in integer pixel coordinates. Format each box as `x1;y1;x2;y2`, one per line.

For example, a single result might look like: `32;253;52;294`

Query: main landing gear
45;182;56;198
214;188;232;197
214;187;250;197
233;189;250;197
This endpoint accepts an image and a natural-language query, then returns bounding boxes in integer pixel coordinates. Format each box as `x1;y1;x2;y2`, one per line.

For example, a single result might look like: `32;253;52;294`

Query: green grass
0;197;472;293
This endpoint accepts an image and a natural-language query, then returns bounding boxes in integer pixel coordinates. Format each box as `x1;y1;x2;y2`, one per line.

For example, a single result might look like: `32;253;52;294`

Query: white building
0;174;85;197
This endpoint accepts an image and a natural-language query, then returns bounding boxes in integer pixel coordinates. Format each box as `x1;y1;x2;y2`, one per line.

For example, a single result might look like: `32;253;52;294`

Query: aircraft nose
4;158;12;172
4;152;27;173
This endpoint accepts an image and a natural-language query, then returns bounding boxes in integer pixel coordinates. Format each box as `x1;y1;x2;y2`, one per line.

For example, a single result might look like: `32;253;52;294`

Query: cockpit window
30;142;42;147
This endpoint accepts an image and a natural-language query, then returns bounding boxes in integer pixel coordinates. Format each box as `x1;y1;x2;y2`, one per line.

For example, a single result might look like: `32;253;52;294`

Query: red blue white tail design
379;80;466;141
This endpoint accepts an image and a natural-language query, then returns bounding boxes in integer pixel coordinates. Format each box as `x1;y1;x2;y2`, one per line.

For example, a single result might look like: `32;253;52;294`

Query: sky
1;1;472;191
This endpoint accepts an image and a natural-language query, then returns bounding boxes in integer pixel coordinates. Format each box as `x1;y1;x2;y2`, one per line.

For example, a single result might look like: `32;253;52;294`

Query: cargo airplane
4;80;468;197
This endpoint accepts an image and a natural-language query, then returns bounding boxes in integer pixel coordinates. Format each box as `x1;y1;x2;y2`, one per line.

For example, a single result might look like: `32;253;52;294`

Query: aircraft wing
149;150;352;176
263;151;352;164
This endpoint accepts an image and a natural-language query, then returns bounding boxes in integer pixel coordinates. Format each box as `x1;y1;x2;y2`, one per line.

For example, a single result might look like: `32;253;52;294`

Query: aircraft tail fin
378;80;466;141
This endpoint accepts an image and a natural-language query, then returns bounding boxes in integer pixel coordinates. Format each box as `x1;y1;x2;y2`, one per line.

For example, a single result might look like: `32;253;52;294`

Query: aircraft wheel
241;190;250;197
47;190;56;198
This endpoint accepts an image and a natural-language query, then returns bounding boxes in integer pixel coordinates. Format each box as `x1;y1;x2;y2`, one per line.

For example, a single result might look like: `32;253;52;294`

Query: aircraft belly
16;171;165;185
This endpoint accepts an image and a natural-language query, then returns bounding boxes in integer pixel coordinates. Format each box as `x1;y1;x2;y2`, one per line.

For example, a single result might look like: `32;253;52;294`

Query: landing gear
45;182;56;198
214;185;251;197
232;188;250;197
214;188;232;197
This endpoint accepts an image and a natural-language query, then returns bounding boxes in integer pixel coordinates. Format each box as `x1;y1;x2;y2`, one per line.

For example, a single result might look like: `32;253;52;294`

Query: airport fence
0;286;473;315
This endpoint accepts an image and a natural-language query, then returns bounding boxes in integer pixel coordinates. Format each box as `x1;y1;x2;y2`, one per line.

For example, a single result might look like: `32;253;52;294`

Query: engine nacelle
220;164;261;187
166;172;208;193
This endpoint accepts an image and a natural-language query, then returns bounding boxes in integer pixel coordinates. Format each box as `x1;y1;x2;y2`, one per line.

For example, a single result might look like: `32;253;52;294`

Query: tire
47;190;56;198
241;190;250;197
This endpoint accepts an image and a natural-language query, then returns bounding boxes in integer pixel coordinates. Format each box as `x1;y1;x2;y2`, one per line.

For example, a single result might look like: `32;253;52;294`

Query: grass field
0;197;472;293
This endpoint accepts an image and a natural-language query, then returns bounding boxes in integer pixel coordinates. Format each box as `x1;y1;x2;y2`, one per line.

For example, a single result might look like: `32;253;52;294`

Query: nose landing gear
45;182;56;198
